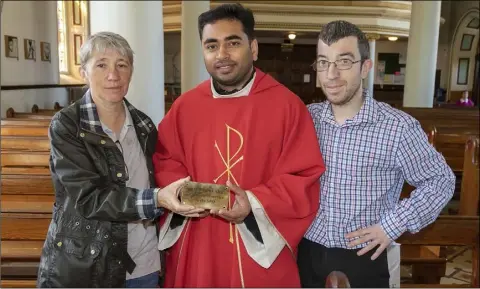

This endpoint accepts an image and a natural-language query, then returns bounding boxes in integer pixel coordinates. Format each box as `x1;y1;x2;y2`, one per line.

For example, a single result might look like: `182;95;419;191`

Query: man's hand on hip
346;223;392;260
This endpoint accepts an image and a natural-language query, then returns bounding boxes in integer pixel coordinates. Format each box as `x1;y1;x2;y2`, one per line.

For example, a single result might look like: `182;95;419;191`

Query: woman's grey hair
79;31;134;69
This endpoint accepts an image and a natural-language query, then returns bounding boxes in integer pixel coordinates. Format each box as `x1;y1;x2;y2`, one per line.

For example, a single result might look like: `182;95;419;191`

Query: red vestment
153;68;325;287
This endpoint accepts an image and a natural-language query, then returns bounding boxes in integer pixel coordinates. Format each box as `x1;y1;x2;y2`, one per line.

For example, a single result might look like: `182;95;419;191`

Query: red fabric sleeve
249;98;325;254
153;104;189;188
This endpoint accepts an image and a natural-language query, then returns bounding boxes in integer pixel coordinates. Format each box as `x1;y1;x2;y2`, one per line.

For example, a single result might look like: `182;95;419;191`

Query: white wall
1;1;68;118
374;40;408;84
90;1;165;125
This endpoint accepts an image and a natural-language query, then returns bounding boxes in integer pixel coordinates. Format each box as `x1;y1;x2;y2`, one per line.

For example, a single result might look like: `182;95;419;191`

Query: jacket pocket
48;235;103;287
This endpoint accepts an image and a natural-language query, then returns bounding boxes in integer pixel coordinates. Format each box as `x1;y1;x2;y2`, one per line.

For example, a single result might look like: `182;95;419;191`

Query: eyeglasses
311;59;361;72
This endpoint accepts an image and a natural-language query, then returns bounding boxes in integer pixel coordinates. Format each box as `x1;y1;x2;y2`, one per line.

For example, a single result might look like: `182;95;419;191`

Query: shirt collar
320;88;378;126
211;71;256;98
79;89;153;135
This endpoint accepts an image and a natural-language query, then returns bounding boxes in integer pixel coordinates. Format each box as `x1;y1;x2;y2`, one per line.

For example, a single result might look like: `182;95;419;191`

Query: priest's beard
212;66;254;91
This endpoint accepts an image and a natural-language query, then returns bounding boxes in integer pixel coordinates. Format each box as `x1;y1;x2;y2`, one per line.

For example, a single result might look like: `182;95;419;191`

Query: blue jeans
125;271;159;288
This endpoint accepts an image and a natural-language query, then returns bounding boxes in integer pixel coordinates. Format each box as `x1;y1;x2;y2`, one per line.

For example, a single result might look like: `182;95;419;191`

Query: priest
153;3;325;288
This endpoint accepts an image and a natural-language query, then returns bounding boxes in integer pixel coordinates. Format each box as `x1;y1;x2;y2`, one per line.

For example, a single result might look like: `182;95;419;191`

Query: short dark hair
198;3;255;41
317;20;370;60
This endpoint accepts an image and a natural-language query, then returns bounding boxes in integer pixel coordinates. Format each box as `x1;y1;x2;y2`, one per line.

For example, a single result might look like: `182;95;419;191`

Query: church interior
0;0;479;287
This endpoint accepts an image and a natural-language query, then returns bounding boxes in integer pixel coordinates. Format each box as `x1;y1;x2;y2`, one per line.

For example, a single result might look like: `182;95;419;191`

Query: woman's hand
156;177;207;217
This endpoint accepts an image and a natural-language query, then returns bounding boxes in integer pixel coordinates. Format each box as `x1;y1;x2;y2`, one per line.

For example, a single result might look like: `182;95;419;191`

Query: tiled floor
441;246;472;285
401;246;473;286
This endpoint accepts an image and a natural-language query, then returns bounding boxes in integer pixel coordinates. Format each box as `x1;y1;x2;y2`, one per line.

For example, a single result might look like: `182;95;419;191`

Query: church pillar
366;33;379;98
181;1;211;93
89;1;165;125
403;1;441;108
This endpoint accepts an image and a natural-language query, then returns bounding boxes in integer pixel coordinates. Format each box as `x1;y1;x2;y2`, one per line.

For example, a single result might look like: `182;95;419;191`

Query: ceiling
253;30;408;42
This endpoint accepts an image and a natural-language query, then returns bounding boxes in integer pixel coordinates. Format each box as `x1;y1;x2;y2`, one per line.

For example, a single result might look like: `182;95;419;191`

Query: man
153;3;325;288
298;20;455;288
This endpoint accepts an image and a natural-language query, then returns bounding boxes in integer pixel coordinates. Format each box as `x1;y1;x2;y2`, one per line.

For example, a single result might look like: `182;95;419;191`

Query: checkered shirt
79;90;162;220
305;93;455;249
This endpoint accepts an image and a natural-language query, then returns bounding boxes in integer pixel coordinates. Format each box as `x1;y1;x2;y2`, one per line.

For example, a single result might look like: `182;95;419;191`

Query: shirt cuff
380;211;407;241
136;188;163;220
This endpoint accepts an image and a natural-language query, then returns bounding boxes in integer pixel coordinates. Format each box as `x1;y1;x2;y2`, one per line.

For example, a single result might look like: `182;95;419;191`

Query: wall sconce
288;33;296;40
388;36;398;41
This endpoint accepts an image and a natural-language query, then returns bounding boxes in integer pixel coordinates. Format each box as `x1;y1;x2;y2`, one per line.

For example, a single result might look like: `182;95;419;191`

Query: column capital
366;33;380;41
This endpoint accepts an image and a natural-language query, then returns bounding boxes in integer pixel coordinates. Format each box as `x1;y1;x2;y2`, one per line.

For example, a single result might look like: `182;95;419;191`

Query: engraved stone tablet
179;181;229;210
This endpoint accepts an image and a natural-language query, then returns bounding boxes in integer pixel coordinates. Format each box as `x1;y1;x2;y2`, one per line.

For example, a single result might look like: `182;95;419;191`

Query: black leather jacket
37;93;160;288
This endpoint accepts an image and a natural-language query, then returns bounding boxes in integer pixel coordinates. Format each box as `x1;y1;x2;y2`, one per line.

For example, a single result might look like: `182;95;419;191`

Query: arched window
56;0;89;82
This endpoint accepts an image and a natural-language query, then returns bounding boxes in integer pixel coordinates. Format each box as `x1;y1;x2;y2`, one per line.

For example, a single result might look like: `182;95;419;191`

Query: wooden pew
6;108;54;120
1;119;50;137
1;136;50;151
1;213;51;241
0;212;51;287
1;174;53;195
401;107;479;132
400;125;448;283
435;132;477;173
54;102;63;110
398;216;479;288
1;151;50;167
400;136;480;285
459;137;480;216
31;104;58;115
0;280;37;288
31;103;62;114
1;195;54;213
1;118;52;287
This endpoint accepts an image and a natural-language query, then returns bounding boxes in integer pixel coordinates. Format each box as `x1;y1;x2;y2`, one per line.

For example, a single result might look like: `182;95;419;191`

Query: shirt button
104;234;109;239
86;225;90;229
57;242;62;247
100;140;106;144
80;133;85;138
118;260;122;264
117;173;123;177
90;249;96;255
141;133;145;136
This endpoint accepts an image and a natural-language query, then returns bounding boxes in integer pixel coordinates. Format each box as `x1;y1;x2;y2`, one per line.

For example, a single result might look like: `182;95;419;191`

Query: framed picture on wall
457;58;469;85
460;34;474;51
74;34;83;65
40;42;51;62
24;38;36;61
4;35;18;59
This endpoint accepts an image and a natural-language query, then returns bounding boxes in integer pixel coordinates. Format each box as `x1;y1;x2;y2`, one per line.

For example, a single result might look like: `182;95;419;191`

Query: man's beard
324;80;362;106
212;66;253;91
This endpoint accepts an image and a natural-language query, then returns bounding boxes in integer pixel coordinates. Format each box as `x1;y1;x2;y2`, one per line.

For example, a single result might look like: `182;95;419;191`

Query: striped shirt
305;95;455;249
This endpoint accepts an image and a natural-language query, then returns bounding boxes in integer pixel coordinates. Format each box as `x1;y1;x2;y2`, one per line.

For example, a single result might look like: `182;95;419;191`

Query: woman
37;32;203;288
456;90;474;107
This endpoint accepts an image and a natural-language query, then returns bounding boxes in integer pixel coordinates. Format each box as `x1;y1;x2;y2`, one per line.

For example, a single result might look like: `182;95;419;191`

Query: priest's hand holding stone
156;176;207;218
211;180;252;223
